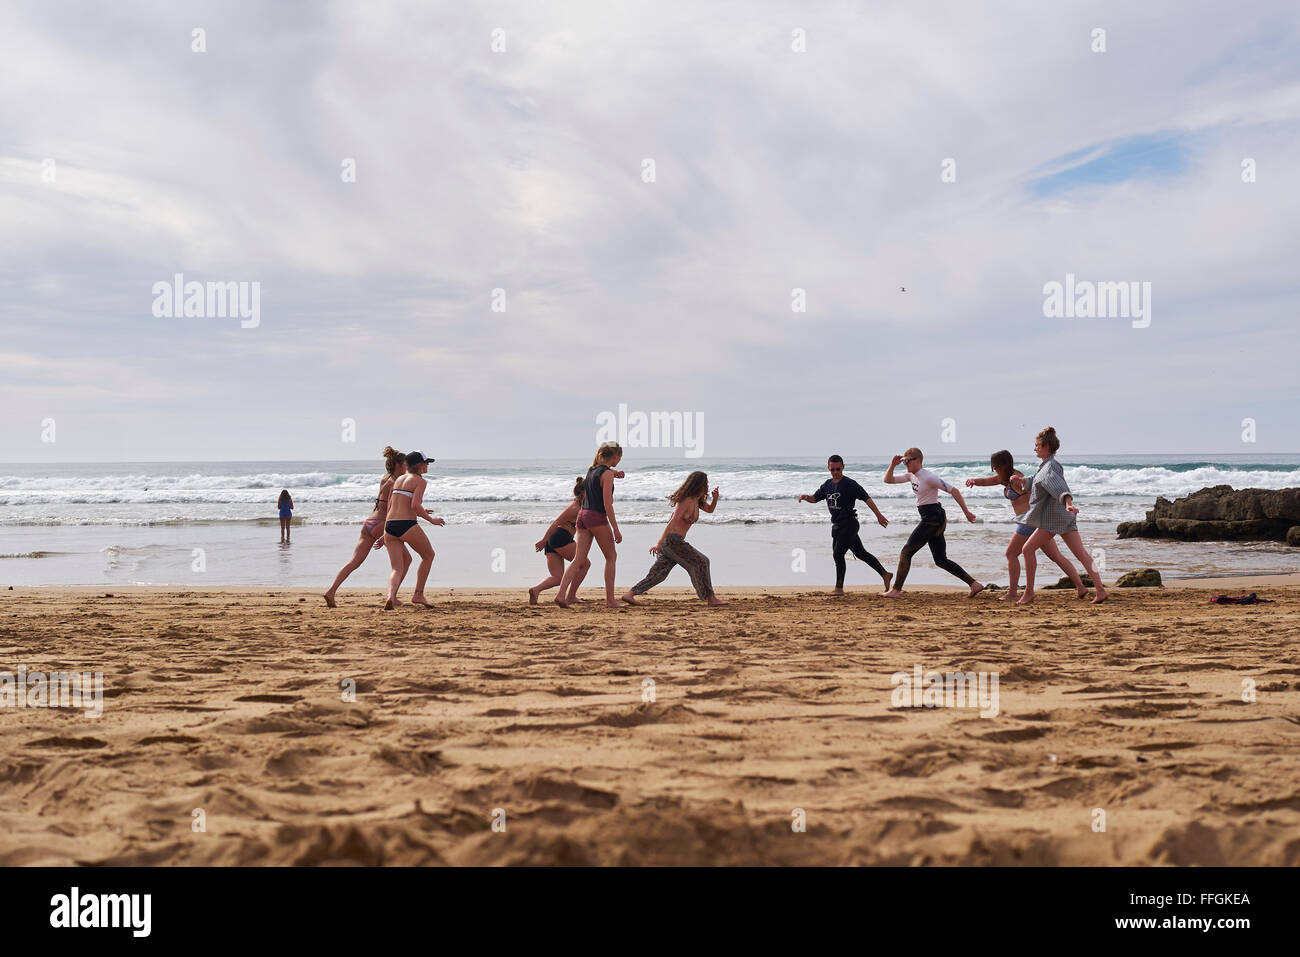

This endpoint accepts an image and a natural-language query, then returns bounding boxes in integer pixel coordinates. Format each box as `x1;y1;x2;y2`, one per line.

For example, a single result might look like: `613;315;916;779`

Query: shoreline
5;571;1298;599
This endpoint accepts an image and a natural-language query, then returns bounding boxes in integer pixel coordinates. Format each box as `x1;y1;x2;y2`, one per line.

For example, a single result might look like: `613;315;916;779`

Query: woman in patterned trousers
622;471;727;606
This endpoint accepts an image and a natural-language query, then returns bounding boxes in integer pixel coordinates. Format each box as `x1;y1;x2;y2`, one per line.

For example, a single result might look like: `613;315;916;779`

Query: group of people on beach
320;426;1107;610
794;427;1106;605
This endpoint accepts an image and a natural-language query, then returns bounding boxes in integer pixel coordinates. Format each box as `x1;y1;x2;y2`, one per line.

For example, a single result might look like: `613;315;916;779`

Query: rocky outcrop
1116;568;1162;587
1046;575;1093;589
1117;486;1300;543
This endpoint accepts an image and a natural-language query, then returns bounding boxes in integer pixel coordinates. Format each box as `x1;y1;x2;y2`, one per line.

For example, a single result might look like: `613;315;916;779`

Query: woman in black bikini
323;447;409;607
529;477;584;604
383;450;445;609
965;450;1085;602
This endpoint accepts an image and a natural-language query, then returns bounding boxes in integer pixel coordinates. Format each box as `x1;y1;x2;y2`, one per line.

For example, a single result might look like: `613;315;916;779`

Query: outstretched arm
945;485;978;522
965;474;1001;488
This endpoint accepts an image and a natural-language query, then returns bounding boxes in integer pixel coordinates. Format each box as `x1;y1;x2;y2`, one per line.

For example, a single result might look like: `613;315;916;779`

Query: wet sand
2;579;1299;865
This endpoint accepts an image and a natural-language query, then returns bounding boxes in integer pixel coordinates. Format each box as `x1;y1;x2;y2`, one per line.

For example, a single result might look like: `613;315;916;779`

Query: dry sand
2;579;1299;866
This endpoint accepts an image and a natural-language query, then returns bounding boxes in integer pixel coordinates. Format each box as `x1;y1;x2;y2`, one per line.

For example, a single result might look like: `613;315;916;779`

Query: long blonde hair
590;442;622;468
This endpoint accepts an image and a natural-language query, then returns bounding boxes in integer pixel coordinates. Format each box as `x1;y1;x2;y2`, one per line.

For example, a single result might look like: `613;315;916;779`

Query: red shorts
576;508;609;531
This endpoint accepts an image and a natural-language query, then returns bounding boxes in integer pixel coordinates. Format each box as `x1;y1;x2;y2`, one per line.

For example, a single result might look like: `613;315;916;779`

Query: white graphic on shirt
825;491;841;509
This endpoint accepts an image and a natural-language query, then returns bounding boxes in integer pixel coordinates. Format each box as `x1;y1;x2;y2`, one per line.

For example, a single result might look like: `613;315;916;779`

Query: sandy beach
2;578;1298;866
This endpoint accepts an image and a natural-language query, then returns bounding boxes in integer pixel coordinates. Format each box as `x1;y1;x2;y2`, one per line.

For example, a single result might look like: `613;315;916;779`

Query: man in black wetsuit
798;455;893;595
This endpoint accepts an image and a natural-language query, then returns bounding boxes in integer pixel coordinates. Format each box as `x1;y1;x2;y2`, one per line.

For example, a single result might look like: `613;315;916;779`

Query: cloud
1;0;1297;460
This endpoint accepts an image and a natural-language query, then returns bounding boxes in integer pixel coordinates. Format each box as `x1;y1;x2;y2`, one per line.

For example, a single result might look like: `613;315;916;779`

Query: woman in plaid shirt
1018;427;1109;605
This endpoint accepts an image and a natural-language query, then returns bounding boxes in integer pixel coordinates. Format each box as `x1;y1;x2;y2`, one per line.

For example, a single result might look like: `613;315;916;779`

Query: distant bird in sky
900;286;906;292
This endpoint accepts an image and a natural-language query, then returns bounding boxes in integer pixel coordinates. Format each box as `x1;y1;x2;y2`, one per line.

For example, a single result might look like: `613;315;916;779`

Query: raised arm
699;488;720;514
884;455;909;483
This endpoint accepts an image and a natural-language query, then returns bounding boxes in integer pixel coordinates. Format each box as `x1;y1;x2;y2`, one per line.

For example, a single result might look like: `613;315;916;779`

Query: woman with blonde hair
556;442;625;608
622;471;725;606
1017;427;1108;605
323;447;409;608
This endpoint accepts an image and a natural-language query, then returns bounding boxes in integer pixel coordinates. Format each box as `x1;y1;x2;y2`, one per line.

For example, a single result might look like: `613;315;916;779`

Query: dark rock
1116;486;1300;542
1116;568;1162;587
1046;575;1093;589
1288;526;1300;547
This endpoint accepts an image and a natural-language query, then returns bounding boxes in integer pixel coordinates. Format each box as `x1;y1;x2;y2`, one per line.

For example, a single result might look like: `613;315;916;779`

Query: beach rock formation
1046;575;1093;589
1117;486;1300;543
1116;568;1162;587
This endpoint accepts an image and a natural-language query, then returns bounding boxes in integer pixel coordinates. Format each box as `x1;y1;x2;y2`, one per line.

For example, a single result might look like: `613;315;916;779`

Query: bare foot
881;573;893;593
604;600;622;609
1075;587;1089;599
829;587;845;596
1000;591;1018;602
881;589;903;600
528;587;539;605
322;593;336;608
411;594;431;607
1091;589;1109;604
554;597;571;609
391;595;404;606
1016;593;1035;606
383;598;395;610
621;593;640;605
968;582;985;598
706;596;728;606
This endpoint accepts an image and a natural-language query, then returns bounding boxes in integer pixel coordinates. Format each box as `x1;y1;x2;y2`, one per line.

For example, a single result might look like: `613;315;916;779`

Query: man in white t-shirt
881;447;984;599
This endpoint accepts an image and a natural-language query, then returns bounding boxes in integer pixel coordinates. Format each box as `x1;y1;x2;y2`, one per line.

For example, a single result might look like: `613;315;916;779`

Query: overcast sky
2;0;1297;463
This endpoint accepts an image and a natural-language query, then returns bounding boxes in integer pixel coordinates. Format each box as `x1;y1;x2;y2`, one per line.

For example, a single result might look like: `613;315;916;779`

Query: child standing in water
529;477;585;604
882;448;984;599
556;442;624;609
1017;427;1109;605
277;489;294;543
797;454;892;594
622;471;726;606
965;450;1087;602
